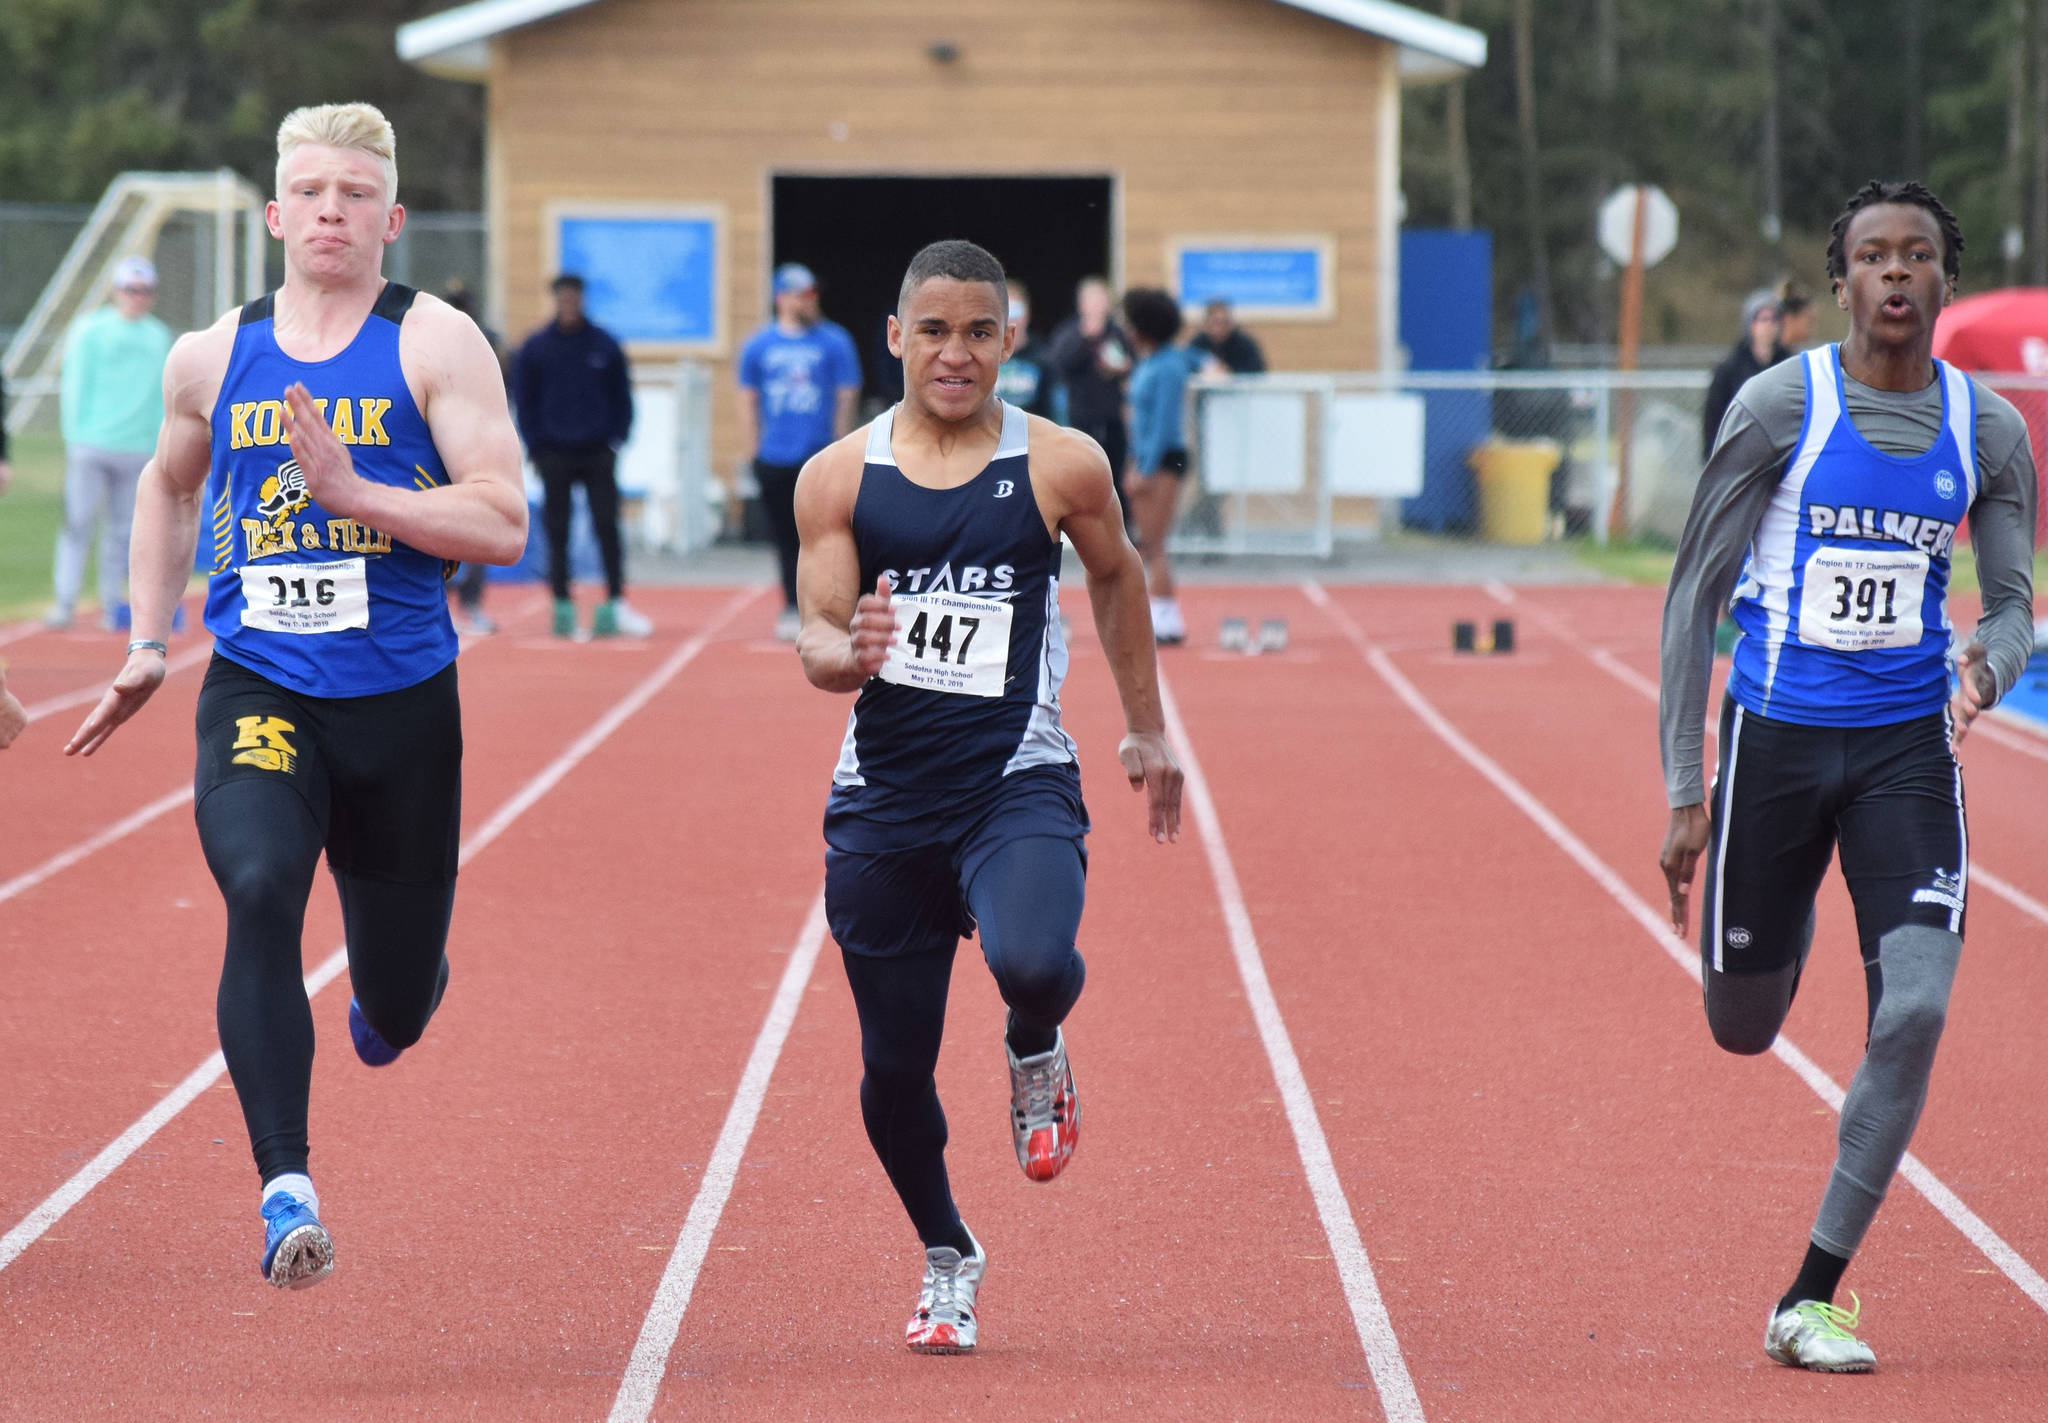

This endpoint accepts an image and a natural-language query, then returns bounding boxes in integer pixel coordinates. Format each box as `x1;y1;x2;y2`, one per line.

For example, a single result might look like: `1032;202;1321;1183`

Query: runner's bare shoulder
160;307;240;427
395;290;501;398
165;308;242;415
796;426;870;526
1023;415;1114;514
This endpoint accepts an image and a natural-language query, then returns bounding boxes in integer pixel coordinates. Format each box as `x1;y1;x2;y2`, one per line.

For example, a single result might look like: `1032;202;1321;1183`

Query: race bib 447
1796;546;1928;652
878;591;1014;698
238;557;370;635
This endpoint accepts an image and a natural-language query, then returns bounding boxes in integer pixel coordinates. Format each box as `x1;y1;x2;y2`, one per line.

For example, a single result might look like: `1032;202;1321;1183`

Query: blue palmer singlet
202;283;456;698
832;401;1077;792
1726;344;1977;727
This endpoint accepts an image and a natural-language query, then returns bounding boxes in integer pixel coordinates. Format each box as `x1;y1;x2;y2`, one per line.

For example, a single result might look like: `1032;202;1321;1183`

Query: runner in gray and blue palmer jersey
795;239;1182;1356
1659;181;2036;1374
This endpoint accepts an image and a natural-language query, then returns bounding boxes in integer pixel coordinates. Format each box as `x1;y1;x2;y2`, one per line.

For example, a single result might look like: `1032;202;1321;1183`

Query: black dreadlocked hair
1824;179;1964;286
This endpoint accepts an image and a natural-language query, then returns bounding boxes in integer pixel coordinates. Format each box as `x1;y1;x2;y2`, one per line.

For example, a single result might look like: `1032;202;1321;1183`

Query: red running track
2;581;2046;1420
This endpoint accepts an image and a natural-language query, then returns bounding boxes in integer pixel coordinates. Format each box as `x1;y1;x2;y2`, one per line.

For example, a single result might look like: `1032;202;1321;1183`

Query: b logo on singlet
994;480;1015;499
231;715;298;773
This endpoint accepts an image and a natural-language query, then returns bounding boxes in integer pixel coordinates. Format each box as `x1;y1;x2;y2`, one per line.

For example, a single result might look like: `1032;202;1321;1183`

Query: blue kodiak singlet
832;401;1077;791
203;283;457;698
1727;344;1977;727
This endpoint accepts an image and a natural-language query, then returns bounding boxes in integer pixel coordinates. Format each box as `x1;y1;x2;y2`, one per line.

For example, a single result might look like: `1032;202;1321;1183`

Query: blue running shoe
349;996;402;1066
259;1193;333;1290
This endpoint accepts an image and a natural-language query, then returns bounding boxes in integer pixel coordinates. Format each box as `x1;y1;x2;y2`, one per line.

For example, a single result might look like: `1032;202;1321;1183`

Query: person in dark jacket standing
514;273;647;638
994;279;1056;419
1188;298;1267;375
1701;289;1789;459
1047;277;1133;522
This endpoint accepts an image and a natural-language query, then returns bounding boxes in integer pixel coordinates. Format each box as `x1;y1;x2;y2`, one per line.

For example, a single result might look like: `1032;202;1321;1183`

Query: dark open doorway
771;175;1114;406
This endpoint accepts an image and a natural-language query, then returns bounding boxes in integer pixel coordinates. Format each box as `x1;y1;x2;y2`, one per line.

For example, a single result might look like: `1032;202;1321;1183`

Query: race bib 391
877;591;1013;698
1796;547;1928;652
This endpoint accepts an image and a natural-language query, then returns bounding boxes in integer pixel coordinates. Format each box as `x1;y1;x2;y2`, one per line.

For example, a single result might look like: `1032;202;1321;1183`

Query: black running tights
840;836;1087;1246
200;777;454;1183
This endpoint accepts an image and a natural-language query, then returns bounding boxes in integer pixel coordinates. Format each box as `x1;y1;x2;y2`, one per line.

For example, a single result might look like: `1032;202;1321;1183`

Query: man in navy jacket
514;274;646;637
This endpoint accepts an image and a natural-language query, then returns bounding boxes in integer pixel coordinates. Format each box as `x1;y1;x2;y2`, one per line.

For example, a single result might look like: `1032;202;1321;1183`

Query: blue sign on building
1175;243;1328;315
555;212;721;345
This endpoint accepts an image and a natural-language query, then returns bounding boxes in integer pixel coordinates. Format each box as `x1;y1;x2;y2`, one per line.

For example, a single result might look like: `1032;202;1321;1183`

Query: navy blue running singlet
202;282;457;698
832;401;1077;791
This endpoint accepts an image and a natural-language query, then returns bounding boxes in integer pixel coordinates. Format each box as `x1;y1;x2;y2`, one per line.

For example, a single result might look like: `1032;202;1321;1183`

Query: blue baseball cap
773;263;818;295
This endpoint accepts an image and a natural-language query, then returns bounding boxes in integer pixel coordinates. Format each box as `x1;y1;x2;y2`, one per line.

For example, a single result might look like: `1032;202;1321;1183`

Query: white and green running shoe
1764;1293;1877;1372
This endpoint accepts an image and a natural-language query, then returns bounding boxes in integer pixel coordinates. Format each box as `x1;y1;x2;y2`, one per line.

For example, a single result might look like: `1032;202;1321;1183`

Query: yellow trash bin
1468;439;1561;545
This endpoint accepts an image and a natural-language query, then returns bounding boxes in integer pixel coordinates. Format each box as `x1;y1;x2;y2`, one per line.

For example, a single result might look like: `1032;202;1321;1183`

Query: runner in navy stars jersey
793;238;1183;1355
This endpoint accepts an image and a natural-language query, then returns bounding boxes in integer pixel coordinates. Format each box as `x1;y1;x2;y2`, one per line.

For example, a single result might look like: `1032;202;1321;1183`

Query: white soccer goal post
2;169;267;432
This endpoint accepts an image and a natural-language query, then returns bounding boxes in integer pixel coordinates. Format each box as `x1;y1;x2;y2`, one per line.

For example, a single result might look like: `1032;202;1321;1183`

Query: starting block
1218;617;1290;655
1453;619;1516;654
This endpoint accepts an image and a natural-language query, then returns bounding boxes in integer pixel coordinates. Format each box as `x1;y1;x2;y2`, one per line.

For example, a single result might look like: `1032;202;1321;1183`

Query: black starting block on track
1452;619;1516;654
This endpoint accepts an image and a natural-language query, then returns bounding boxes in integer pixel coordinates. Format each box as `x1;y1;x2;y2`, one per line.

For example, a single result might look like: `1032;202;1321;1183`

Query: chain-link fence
1182;370;1713;554
2;200;484;436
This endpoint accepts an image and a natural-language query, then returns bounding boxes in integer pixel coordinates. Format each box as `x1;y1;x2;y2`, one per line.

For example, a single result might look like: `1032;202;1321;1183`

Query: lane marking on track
21;643;212;724
1304;581;2048;1317
0;594;543;901
0;785;195;908
608;893;829;1423
1974;715;2048;763
0;585;767;1277
1156;668;1426;1423
14;588;538;729
1503;588;2048;933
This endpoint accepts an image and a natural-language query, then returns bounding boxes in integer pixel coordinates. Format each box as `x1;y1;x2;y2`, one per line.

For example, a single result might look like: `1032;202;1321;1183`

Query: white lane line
1156;668;1426;1423
13;587;539;728
1975;715;2048;764
21;643;213;724
0;585;767;1277
608;894;829;1423
1304;582;2048;1316
0;785;195;908
1504;587;2048;933
0;592;556;904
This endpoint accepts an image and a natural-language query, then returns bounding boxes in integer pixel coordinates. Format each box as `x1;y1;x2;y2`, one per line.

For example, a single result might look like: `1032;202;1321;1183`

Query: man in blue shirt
738;262;861;640
513;274;646;638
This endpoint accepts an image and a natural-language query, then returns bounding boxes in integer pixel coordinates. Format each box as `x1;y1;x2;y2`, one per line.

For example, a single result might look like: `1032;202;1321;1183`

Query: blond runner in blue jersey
66;103;527;1290
794;240;1183;1355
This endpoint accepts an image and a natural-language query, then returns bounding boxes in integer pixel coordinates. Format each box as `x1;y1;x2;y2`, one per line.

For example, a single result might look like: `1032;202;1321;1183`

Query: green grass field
1;431;64;619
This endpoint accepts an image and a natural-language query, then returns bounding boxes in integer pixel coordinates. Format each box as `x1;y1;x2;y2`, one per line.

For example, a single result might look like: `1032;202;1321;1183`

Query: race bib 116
1796;547;1928;652
877;591;1013;698
238;557;370;635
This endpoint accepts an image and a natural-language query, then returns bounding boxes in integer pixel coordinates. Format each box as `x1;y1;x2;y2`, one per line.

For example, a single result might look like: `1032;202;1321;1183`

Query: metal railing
1180;369;1713;555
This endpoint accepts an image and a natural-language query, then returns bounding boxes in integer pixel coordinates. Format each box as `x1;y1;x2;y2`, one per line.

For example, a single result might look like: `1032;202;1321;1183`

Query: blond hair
275;102;398;202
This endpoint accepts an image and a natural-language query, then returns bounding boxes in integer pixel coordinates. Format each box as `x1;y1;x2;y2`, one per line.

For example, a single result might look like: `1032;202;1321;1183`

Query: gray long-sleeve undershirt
1660;357;2038;808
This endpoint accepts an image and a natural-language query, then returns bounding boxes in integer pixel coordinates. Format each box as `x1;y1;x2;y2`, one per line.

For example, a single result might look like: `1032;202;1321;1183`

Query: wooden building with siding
399;0;1482;466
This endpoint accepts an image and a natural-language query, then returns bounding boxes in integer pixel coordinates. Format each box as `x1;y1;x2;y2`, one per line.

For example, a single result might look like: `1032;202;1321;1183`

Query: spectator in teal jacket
1120;287;1205;647
50;255;174;631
